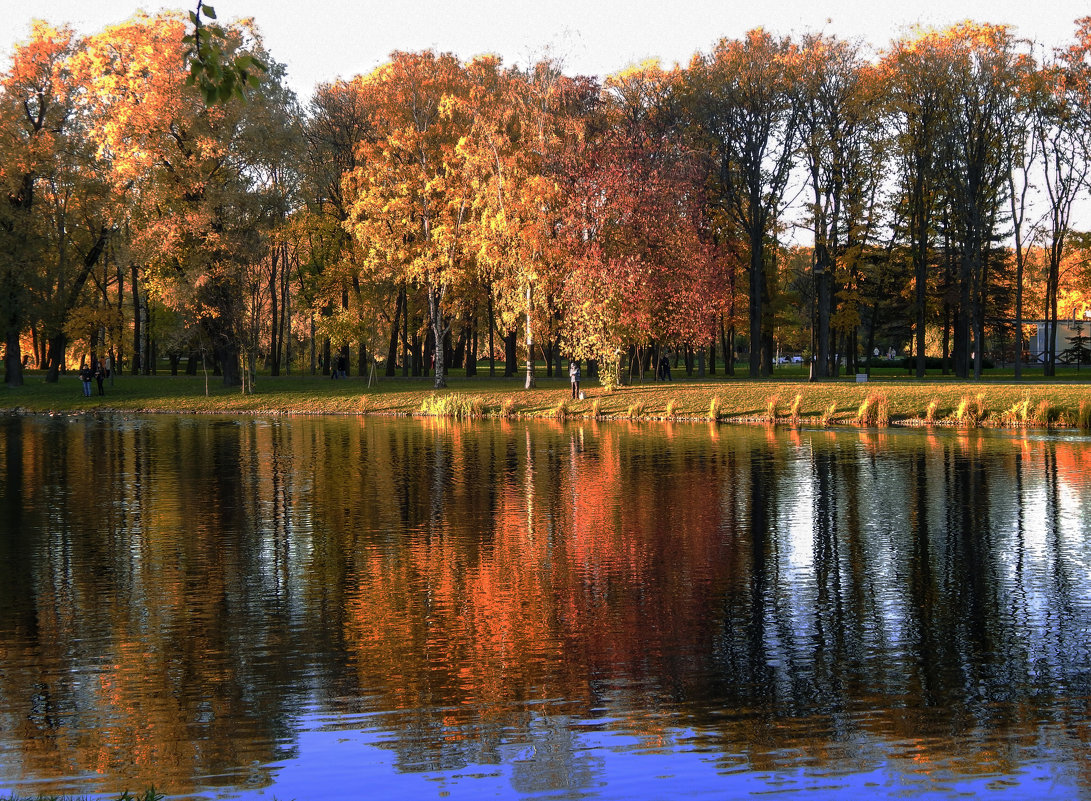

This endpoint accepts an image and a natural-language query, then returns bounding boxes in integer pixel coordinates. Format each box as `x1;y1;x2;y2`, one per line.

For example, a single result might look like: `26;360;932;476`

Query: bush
1032;399;1059;428
419;393;485;419
856;391;889;426
954;393;986;426
788;393;803;423
1002;398;1030;427
763;394;779;423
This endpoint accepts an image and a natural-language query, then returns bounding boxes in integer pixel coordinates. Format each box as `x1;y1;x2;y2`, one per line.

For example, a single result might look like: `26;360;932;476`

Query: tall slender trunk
466;311;477;378
131;264;142;376
386;285;403;377
429;285;448;389
749;226;763;378
269;247;280;376
3;327;22;388
487;283;496;377
504;329;517;377
524;282;535;389
815;246;832;379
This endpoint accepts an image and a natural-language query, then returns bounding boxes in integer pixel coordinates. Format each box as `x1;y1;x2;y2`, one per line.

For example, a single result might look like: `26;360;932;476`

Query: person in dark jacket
569;359;581;399
79;363;93;397
94;360;105;396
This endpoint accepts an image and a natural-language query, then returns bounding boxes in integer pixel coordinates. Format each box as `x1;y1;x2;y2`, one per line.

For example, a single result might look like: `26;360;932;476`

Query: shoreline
3;373;1090;431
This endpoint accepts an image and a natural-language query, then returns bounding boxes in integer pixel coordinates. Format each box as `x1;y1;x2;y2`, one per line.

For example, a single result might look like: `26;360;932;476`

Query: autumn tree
344;51;474;389
883;30;953;377
683;30;803;377
0;22;115;385
80;11;289;389
302;77;393;378
561;62;724;384
937;24;1031;378
455;56;593;386
1032;21;1091;375
798;34;885;378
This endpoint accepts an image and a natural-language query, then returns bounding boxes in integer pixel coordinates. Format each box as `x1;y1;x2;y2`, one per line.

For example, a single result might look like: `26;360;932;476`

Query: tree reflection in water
0;415;1089;798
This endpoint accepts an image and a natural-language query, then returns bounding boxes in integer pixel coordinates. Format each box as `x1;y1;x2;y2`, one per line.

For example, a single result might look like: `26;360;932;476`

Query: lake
1;414;1090;800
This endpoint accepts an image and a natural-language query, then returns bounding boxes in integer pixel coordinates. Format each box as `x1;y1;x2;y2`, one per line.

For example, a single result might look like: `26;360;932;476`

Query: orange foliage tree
560;63;726;385
344;51;475;389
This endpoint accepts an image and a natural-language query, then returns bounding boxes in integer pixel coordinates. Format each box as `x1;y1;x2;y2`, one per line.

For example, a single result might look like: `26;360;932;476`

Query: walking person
569;358;581;399
658;350;672;381
79;362;93;397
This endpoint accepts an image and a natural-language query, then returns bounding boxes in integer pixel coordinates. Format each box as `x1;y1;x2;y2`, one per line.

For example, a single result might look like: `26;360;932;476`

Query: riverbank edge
4;379;1090;431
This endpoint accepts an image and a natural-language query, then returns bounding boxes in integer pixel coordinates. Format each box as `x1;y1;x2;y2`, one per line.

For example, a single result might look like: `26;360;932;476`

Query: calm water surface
1;414;1090;800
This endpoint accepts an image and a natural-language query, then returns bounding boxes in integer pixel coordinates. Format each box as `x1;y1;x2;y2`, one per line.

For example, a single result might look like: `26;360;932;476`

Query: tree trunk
131;264;142;375
524;283;535;389
504;328;517;377
487;285;496;377
466;313;477;378
386;286;403;376
45;331;67;383
269;250;280;376
815;247;832;379
749;227;764;378
217;342;241;387
3;327;23;388
954;252;971;379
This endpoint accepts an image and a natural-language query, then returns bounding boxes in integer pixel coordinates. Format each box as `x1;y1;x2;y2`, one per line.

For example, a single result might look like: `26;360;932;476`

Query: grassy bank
3;369;1090;429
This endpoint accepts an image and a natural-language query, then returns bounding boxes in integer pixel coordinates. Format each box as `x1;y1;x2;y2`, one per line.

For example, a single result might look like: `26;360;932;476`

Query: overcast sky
5;0;1090;100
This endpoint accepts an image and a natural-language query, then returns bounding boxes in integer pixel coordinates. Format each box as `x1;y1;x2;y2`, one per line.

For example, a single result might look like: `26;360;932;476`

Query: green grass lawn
4;365;1090;428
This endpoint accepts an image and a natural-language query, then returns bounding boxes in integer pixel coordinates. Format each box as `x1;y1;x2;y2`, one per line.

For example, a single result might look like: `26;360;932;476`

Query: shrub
666;398;677;420
1032;399;1059;428
554;398;571;419
708;396;720;421
1002;398;1030;427
627;400;645;419
954;393;986;427
763;394;779;423
420;393;485;419
500;397;516;418
1079;400;1091;431
788;393;803;424
856;391;889;426
924;397;940;424
591;397;602;419
819;401;838;426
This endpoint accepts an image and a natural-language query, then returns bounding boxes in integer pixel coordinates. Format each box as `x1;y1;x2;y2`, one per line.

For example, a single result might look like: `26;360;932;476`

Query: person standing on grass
94;360;105;396
79;362;93;397
569;359;581;399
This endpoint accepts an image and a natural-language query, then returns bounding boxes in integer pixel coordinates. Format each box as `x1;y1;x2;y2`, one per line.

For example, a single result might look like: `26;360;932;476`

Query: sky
4;0;1091;100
